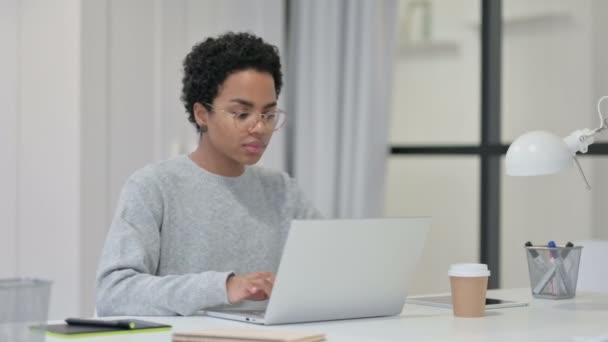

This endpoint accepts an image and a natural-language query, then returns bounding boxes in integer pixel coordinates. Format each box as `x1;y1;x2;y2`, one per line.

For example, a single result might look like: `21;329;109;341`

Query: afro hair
181;32;283;132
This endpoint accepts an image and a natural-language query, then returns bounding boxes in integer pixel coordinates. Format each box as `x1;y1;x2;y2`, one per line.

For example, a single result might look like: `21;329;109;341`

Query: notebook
41;319;171;338
172;329;325;342
205;217;431;325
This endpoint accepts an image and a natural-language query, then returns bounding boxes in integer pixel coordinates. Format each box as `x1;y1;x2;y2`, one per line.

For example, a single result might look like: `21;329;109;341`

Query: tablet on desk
407;295;529;309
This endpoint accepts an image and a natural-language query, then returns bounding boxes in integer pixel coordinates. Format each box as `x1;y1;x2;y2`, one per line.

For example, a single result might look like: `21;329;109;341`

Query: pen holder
0;278;52;342
525;245;582;299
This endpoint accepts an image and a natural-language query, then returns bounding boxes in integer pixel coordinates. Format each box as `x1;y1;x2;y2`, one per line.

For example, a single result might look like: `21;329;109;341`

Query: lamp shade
505;131;574;176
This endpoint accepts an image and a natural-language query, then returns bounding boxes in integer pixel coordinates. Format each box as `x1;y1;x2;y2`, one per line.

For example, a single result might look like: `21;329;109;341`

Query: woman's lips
243;143;265;154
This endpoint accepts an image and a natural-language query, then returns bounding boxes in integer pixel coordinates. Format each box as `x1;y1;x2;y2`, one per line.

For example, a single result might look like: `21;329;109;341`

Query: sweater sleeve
95;176;233;316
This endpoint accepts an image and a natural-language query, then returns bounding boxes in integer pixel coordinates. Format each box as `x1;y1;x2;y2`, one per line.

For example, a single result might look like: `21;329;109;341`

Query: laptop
204;217;430;325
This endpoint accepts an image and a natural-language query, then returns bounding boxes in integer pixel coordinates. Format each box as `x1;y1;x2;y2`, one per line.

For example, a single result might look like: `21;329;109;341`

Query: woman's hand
226;271;275;304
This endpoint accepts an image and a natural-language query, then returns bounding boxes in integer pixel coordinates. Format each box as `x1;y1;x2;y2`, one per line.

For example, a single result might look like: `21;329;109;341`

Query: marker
525;241;538;258
65;318;136;330
561;241;574;259
525;241;547;272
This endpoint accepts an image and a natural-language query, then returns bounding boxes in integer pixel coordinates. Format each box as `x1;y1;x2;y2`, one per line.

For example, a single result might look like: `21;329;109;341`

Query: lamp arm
573;157;592;190
562;96;608;191
563;131;594;190
566;96;608;154
581;95;608;141
565;129;594;154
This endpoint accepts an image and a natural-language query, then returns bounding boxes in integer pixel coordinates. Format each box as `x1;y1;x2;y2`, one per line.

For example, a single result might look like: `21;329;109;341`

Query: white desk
47;289;608;342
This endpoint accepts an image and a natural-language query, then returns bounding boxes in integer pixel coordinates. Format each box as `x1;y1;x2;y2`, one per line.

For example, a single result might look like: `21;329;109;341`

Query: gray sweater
95;155;321;316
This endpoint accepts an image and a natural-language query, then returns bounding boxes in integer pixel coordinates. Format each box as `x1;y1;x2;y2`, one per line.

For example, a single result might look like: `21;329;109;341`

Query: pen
547;240;558;258
65;318;136;330
548;240;570;296
525;241;542;259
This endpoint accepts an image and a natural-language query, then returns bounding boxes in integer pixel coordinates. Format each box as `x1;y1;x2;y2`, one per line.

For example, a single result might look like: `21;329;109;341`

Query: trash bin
0;278;52;342
525;245;582;299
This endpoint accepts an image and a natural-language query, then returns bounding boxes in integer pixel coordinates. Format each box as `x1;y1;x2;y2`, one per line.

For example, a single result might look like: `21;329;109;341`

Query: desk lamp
505;96;608;190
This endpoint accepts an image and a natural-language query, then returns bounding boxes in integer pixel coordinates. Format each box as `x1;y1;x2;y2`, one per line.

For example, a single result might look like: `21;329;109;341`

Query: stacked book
172;329;325;342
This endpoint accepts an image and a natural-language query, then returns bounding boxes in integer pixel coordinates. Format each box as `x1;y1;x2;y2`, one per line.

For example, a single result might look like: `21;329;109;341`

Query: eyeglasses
204;103;287;132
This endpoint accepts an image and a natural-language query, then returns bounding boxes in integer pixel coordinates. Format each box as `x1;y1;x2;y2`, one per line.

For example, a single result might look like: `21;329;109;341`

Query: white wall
0;0;18;279
591;0;608;239
591;158;608;239
15;0;81;319
107;0;160;212
80;0;110;316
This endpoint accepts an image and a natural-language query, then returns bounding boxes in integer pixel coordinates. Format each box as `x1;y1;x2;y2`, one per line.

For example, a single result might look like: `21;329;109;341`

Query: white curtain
287;0;399;218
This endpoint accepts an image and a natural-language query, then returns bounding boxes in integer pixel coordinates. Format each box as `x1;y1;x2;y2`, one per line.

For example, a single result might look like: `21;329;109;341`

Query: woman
95;32;321;316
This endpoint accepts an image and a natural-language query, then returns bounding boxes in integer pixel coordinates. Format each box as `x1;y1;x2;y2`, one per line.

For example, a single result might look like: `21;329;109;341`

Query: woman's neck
189;139;245;177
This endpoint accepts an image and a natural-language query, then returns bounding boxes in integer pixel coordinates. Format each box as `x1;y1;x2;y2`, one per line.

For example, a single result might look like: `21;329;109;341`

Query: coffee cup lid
448;263;490;277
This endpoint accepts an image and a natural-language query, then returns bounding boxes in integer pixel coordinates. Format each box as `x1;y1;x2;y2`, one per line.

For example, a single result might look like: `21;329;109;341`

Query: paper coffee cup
448;264;490;318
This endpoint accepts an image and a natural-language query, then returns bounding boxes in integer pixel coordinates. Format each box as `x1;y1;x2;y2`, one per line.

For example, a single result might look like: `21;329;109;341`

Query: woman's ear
193;102;209;128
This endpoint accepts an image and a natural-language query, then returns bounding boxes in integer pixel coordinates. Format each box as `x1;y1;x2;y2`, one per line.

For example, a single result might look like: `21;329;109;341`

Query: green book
39;319;171;339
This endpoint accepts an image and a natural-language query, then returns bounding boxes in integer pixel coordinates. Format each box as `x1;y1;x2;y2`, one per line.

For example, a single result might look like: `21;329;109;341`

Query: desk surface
47;289;608;342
